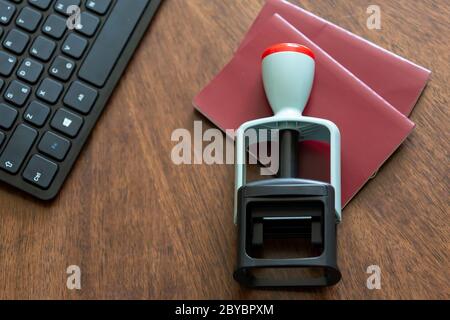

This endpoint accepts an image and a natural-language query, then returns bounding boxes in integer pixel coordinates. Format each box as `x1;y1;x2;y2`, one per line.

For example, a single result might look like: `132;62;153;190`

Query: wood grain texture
0;0;448;300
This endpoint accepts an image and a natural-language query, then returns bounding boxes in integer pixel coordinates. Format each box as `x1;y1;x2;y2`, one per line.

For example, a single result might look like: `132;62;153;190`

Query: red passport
194;14;416;207
239;0;431;116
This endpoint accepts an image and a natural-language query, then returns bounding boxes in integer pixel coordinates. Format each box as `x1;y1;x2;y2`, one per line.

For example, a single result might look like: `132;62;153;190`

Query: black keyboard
0;0;161;199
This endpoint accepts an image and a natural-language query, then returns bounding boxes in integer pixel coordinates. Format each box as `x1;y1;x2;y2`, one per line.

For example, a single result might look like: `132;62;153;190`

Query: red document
239;0;430;116
194;14;416;207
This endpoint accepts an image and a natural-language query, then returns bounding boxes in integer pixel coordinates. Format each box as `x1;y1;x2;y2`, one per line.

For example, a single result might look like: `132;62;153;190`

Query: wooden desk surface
0;0;448;300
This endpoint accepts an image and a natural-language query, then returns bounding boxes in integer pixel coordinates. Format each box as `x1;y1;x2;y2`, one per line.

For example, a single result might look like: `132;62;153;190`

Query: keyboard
0;0;161;199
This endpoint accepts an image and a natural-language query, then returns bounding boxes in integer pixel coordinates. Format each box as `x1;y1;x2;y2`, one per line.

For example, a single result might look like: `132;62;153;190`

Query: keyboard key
38;131;70;160
42;14;66;39
37;78;63;103
79;0;149;87
64;81;97;114
4;80;31;106
0;1;16;25
30;36;56;61
3;29;30;54
17;58;44;84
76;12;99;37
51;108;83;137
24;100;50;127
0;131;4;147
0;50;17;76
29;0;53;10
16;6;42;32
0;103;18;129
0;124;37;174
50;55;75;81
23;154;58;189
86;0;111;15
62;33;87;59
55;0;80;16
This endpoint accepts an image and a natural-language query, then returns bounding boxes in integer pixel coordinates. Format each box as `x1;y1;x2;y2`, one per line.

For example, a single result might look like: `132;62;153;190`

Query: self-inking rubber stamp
233;43;342;288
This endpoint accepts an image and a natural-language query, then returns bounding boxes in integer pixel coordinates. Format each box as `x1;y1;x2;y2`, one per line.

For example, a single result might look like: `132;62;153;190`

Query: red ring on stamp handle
262;43;315;60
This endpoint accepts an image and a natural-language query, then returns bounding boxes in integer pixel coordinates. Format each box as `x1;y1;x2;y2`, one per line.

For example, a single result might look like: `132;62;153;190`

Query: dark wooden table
0;0;448;300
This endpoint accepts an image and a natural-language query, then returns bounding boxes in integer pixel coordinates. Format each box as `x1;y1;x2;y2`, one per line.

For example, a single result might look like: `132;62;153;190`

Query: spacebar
78;0;149;87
